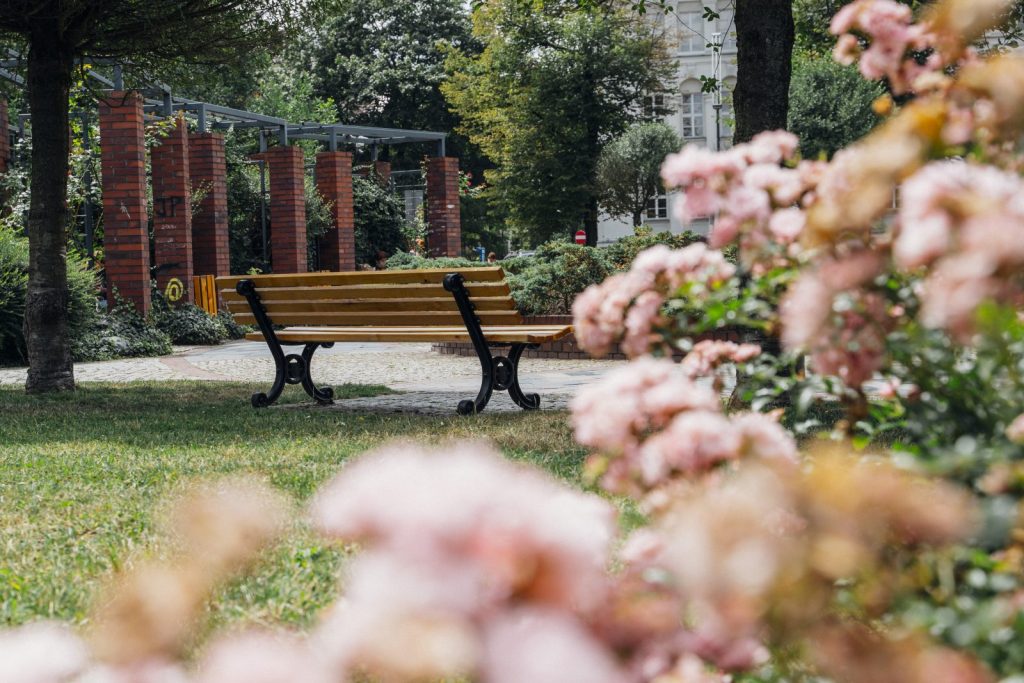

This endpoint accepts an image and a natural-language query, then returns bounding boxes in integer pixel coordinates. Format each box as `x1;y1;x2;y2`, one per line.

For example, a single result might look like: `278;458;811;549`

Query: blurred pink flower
0;623;88;683
483;608;626;683
311;443;616;612
1006;413;1024;443
196;632;331;683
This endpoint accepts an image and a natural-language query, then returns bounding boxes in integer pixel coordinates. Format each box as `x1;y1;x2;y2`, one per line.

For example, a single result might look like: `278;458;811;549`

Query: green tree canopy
788;53;883;158
597;122;681;227
443;0;671;246
310;0;481;168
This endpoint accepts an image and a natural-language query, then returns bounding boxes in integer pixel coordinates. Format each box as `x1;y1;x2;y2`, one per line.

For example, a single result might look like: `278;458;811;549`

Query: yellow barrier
192;274;218;316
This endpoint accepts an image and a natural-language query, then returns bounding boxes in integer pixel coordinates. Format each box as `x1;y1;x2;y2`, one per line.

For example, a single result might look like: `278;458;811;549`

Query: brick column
99;92;150;313
426;156;462;257
0;99;9;176
265;145;307;273
315;151;356;271
151;116;193;303
373;160;392;187
189;132;230;277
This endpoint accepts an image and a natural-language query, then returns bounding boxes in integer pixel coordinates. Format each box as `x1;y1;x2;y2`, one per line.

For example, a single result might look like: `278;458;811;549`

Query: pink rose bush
660;131;823;268
572;243;735;358
572;358;798;499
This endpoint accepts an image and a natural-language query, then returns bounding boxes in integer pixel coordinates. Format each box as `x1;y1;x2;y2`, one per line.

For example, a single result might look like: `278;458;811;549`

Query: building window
680;93;705;138
643;93;666;121
646;193;668;220
678;11;705;53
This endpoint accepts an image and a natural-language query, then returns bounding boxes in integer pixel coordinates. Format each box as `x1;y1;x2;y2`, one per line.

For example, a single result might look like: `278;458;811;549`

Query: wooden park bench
216;267;573;414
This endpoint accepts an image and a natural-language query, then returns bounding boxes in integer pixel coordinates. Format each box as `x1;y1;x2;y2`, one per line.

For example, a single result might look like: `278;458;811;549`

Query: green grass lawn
0;381;588;633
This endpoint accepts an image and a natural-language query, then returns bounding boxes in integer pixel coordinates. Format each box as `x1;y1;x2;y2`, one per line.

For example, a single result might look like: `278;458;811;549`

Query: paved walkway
0;341;623;414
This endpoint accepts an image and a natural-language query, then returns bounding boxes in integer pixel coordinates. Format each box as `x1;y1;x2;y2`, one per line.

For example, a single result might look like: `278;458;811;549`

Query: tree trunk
583;198;599;246
24;35;75;393
733;0;795;144
633;210;643;227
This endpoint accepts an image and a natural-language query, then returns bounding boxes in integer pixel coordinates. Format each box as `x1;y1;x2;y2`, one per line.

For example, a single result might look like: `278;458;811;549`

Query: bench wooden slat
217;267;505;289
221;297;517;315
219;281;513;303
247;324;573;345
230;310;523;327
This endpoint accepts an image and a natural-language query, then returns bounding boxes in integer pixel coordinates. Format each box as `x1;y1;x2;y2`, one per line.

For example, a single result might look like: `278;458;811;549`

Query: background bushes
0;224;101;365
384;228;706;316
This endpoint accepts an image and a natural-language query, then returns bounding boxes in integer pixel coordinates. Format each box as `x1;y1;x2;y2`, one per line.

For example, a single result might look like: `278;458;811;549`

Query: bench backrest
216;267;522;328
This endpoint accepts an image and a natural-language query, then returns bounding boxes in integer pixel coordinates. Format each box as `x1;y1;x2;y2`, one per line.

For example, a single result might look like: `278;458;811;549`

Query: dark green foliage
354;176;408;267
216;309;249;341
71;303;173;362
603;228;705;271
0;224;100;365
788;54;883;159
152;296;225;346
226;159;334;275
506;242;613;316
310;0;482;171
385;252;481;271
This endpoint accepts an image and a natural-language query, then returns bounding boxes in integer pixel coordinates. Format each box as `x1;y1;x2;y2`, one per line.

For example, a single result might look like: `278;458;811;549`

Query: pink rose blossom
1006;414;1024;444
483;609;626;683
0;623;88;683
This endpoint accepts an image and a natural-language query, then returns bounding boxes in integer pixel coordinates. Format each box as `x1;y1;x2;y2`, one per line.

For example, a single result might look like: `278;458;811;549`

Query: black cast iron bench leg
444;273;543;415
238;279;334;409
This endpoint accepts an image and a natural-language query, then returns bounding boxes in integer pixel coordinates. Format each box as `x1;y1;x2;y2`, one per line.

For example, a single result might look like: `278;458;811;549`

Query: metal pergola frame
0;56;449;156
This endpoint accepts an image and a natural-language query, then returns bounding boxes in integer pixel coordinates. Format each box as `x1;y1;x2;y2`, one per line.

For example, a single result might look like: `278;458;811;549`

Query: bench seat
247;325;573;345
218;267;572;414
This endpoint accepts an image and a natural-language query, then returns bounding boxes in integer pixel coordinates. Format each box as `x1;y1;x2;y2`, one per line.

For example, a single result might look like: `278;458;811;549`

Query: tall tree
444;1;671;246
596;122;681;227
310;0;481;168
733;0;795;143
0;0;307;393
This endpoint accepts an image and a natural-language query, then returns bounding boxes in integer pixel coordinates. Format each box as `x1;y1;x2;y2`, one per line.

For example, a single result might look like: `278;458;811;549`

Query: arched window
679;90;705;139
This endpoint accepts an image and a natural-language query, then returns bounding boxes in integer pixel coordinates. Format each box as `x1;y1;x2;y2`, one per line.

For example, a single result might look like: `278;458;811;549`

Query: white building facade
597;1;738;245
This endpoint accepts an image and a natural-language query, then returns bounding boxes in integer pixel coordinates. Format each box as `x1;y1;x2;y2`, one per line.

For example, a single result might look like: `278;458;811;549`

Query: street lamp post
712;31;723;152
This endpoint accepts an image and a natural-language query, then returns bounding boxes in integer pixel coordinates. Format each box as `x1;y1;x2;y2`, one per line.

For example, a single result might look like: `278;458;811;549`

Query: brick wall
189;132;230;278
99;92;151;313
431;316;746;360
264;145;307;273
426;156;461;257
315;151;356;271
372;160;392;187
151;116;193;302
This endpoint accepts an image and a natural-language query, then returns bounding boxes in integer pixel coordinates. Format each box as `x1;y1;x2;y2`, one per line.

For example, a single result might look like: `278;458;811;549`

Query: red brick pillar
373;160;392;187
0;99;9;176
99;92;150;313
426;156;462;257
189;132;230;278
151;116;193;303
265;145;307;273
316;151;356;271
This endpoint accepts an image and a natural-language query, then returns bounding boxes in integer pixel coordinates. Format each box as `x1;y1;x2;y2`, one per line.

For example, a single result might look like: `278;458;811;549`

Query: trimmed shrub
506;242;612;315
603;227;705;271
385;251;481;271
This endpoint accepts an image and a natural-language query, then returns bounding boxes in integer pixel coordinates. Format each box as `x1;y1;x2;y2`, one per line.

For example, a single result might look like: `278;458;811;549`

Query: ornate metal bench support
236;279;335;408
443;273;541;415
